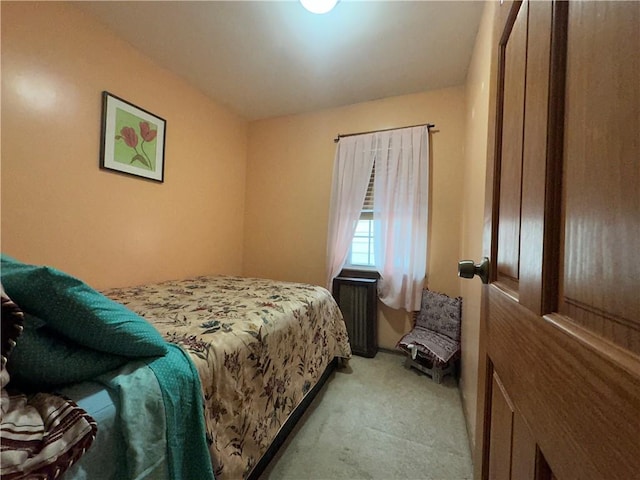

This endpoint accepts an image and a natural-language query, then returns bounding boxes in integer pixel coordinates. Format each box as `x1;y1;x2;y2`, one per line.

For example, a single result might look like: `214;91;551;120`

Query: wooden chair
396;289;462;383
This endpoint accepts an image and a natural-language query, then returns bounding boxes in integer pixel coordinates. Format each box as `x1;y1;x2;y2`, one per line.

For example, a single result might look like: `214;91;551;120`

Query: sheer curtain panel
325;134;376;288
373;126;429;311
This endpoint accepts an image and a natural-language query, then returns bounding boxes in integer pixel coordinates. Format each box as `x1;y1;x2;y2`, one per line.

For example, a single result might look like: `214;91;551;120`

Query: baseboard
377;346;405;356
458;375;477;464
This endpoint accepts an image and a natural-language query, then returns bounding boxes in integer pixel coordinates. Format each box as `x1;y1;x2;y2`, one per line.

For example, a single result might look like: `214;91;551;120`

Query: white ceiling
76;1;484;121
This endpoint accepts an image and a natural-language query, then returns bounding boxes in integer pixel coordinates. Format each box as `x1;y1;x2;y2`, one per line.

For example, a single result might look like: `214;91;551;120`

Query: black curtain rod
334;122;435;143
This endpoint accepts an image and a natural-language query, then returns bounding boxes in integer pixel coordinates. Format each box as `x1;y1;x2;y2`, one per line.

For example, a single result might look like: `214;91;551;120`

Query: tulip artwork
114;112;158;170
101;92;166;182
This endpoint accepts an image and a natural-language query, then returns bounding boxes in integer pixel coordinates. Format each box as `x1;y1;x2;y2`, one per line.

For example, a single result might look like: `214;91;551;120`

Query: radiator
332;276;378;358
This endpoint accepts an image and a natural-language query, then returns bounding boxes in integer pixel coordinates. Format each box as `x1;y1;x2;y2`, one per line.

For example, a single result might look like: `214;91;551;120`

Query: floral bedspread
103;275;351;479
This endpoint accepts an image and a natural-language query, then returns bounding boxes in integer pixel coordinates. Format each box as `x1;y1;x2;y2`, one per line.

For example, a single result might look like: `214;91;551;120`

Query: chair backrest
415;289;462;341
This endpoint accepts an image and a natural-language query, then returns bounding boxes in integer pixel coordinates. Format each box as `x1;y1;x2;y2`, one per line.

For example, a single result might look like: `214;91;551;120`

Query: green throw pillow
8;314;129;389
0;255;167;357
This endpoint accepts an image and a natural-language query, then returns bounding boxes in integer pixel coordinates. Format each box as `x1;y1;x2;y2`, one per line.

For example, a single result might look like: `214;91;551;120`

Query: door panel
560;0;640;354
476;0;640;478
496;1;527;286
511;410;536;480
488;373;514;480
518;0;553;314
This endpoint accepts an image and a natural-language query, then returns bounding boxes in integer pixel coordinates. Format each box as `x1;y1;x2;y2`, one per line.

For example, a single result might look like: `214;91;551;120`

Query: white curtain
326;125;429;311
373;126;429;311
325;134;376;288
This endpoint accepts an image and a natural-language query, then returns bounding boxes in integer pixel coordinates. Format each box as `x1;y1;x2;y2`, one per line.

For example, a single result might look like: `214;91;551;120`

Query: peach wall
245;88;466;349
1;2;248;289
459;0;495;451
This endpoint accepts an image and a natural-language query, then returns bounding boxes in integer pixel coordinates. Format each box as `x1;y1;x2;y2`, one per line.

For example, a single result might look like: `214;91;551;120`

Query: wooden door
474;1;640;479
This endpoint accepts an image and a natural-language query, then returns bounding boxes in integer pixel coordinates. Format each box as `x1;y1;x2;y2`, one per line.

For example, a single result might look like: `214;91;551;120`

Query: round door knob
458;257;490;284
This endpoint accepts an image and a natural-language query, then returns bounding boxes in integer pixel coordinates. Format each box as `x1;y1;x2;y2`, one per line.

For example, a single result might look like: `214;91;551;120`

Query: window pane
348;219;375;267
354;223;370;236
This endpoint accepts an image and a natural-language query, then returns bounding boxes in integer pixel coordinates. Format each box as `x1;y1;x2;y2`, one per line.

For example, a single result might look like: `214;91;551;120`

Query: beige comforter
104;275;351;479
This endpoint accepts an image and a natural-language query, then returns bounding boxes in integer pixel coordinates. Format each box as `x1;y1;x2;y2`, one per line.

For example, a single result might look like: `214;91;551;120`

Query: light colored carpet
259;351;473;480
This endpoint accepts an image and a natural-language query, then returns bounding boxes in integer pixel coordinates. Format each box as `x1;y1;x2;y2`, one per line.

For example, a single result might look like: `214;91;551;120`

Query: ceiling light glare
300;0;338;14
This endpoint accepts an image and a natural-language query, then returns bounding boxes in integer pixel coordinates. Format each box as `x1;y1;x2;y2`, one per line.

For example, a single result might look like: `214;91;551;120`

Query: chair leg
432;366;443;384
405;355;456;385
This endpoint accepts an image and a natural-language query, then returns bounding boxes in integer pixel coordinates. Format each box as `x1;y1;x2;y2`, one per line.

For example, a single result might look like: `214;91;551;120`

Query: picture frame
100;91;166;182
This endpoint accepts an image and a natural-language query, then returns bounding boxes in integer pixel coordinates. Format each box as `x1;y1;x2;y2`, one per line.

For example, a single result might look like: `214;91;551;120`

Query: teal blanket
146;344;214;480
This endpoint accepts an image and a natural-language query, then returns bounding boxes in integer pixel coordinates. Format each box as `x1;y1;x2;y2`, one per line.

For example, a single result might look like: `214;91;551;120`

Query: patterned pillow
1;255;167;357
7;314;129;389
1;284;24;366
415;289;462;341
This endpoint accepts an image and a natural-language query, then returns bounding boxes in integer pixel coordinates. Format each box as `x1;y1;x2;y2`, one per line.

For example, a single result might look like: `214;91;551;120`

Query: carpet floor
259;350;473;480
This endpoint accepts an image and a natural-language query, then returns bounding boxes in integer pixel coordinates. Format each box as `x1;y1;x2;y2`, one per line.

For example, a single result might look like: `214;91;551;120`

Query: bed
0;256;351;479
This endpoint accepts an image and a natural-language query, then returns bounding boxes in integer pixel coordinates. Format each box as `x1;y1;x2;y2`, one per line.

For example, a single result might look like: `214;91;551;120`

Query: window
345;165;376;268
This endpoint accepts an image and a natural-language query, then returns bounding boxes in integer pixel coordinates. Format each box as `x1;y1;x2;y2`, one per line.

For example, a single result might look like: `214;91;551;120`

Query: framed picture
100;91;166;182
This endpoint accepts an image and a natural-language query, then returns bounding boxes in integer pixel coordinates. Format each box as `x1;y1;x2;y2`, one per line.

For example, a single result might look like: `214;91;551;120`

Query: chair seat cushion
397;327;460;364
